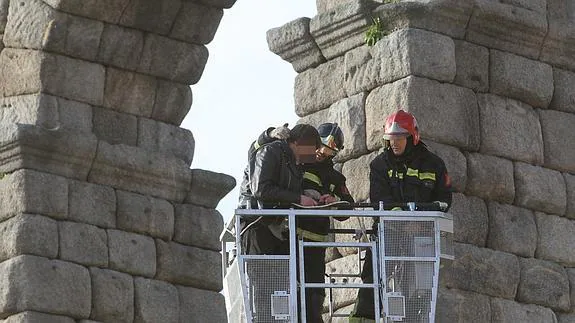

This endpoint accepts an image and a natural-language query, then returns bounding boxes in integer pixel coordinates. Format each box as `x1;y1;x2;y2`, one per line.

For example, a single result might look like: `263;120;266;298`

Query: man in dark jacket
240;123;355;322
240;124;320;255
350;110;452;322
297;122;355;323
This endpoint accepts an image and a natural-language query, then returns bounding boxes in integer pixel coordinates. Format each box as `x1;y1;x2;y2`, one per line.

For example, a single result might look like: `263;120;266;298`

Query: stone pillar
268;0;575;322
0;0;236;322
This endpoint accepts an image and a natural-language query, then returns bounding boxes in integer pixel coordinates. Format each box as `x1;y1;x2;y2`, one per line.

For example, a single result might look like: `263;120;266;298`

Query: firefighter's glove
270;124;290;140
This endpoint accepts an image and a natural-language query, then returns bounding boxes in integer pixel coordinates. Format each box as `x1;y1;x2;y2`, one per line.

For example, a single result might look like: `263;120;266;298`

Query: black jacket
238;128;275;209
298;160;355;237
369;141;452;211
250;140;303;208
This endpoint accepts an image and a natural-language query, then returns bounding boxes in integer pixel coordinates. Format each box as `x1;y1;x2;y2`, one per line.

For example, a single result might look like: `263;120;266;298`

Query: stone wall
269;0;575;321
0;0;235;322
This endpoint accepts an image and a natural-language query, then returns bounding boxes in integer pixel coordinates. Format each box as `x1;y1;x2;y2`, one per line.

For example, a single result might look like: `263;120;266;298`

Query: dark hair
288;124;321;148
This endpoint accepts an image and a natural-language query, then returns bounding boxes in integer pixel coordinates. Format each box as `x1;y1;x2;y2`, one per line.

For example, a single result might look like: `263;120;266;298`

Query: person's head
383;109;420;156
316;123;344;162
288;124;321;164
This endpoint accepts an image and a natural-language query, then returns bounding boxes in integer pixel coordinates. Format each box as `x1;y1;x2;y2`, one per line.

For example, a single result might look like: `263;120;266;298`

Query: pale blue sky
183;1;317;222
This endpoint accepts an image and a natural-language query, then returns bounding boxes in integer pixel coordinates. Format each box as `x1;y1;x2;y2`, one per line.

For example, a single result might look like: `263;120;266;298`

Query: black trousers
299;242;326;323
350;248;378;320
241;223;289;255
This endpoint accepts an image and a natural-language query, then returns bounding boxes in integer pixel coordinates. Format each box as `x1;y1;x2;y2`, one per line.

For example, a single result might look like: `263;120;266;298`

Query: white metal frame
221;208;453;323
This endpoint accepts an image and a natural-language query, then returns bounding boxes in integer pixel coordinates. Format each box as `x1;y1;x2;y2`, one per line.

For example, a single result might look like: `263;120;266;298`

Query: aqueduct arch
1;0;575;322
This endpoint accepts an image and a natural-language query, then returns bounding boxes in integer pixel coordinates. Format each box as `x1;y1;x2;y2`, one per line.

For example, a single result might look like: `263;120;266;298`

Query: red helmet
383;109;420;145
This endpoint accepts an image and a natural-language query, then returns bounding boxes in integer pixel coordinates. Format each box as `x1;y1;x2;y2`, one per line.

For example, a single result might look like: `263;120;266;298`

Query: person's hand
319;194;338;204
300;195;318;206
270;123;290;140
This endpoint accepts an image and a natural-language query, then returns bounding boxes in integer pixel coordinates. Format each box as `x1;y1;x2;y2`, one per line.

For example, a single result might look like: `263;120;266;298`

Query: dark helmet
317;123;344;151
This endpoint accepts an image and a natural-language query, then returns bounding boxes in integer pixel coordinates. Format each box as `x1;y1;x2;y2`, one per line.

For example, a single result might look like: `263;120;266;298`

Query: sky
182;1;317;223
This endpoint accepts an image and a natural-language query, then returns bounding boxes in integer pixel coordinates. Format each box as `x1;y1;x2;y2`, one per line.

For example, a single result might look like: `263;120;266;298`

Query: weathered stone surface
442;243;519;299
465;153;515;204
565;173;575;219
108;229;156;277
151;80;192;126
0;49;41;97
88;141;192;202
450;193;488;247
550;68;575;114
103;68;156;117
134;277;178;323
539;109;575;173
344;28;456;96
294;56;345;117
466;0;547;59
0;94;92;133
558;313;575;323
267;17;325;73
0;49;105;106
365;76;480;151
171;1;223;45
316;0;354;13
178;286;227;323
1;311;75;322
324;254;361;308
491;297;558;323
90;267;134;323
68;181;116;228
119;0;180;35
137;118;194;166
97;23;144;71
0;255;90;318
514;162;566;215
373;0;474;40
155;240;222;291
341;151;379;203
490;49;554;109
477;94;544;164
138;33;208;84
541;1;575;71
425;140;467;193
0;0;7;33
116;190;174;241
59;221;107;267
4;0;103;61
436;287;491;323
0;214;58;262
0;124;98;180
185;169;235;208
93;107;138;146
43;0;130;24
517;257;570;311
535;212;575;266
569;268;575;311
173;204;223;251
0;169;68;221
487;201;536;257
310;0;374;60
299;93;368;162
453;40;489;92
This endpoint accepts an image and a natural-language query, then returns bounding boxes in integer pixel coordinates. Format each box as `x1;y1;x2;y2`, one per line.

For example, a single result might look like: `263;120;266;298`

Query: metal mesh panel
383;259;435;322
383;220;436;257
382;220;436;322
244;258;290;323
440;230;454;259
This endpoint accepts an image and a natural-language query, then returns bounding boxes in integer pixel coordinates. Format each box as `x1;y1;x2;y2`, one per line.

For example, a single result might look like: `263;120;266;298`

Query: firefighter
240;124;320;255
298;122;355;323
349;110;452;322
